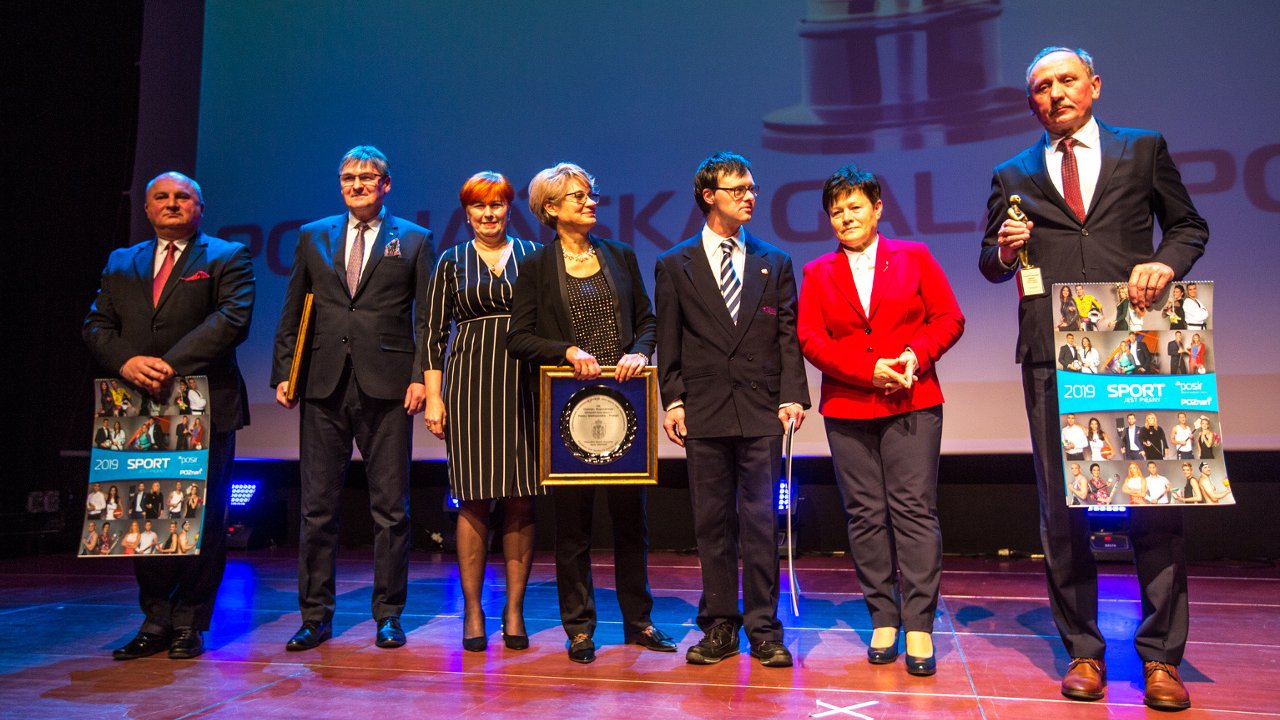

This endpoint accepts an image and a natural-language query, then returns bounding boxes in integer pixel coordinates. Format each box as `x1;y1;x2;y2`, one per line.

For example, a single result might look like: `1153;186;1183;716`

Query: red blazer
798;235;964;420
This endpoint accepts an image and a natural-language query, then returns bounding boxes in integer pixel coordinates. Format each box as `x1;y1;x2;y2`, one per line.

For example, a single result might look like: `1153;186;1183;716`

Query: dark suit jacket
271;209;433;401
798;236;963;420
654;231;810;439
979;121;1208;364
1058;343;1080;371
507;235;656;369
83;232;255;433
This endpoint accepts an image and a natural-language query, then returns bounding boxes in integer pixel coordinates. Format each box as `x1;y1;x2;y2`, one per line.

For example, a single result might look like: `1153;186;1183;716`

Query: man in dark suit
272;145;433;652
1057;333;1081;371
1168;331;1188;374
84;171;255;660
979;47;1207;710
94;419;112;449
655;151;810;668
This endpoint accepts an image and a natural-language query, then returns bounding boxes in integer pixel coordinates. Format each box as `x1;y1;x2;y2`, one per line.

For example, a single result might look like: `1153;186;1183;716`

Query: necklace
474;238;513;276
562;245;595;263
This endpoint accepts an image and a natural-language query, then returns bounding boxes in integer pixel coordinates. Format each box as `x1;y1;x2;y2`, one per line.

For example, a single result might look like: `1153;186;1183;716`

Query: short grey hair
339;145;390;177
528;162;596;228
1025;46;1095;90
145;171;203;204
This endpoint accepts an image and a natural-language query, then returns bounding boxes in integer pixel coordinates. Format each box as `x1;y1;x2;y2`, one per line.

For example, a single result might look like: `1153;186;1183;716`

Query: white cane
784;417;801;616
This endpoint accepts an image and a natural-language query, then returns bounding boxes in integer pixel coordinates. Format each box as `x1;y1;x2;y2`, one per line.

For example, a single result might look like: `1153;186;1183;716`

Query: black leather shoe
750;640;793;668
462;635;488;652
868;643;900;664
629;626;676;652
905;652;937;676
685;622;740;665
568;633;595;663
376;617;405;648
286;621;332;651
113;631;170;660
168;627;204;659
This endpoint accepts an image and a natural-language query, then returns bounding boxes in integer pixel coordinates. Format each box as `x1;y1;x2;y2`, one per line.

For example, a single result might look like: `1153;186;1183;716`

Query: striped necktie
719;238;741;323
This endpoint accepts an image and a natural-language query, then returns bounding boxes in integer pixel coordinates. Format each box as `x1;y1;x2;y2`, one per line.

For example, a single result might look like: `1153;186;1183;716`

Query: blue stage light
444;492;460;511
1086;505;1128;514
229;483;258;507
777;480;791;513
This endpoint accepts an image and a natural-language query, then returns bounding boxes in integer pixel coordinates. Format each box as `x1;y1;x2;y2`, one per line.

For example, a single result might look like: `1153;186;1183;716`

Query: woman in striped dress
422;172;542;652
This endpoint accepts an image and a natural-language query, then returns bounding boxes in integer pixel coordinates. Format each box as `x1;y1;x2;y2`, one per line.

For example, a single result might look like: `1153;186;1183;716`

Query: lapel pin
761;268;769;275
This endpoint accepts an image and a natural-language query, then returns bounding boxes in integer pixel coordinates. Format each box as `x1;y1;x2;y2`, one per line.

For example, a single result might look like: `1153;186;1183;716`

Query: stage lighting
1087;506;1133;561
776;479;792;514
443;492;460;511
229;482;258;508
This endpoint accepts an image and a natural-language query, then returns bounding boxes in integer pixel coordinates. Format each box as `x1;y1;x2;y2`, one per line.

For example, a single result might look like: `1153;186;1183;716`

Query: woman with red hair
422;172;542;652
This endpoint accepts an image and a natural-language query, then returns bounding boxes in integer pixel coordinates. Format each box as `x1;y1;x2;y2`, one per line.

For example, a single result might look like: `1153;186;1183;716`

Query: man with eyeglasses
271;145;434;652
654;151;810;668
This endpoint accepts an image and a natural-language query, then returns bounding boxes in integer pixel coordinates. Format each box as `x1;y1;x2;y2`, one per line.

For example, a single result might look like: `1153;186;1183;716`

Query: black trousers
136;431;234;633
553;485;654;640
685;435;782;646
825;407;943;633
298;364;411;624
1022;363;1188;663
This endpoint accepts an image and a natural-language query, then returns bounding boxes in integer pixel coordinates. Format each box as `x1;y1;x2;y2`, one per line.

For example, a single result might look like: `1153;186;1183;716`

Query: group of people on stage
96;376;207;418
1056;281;1211;335
85;481;204;526
83;45;1208;711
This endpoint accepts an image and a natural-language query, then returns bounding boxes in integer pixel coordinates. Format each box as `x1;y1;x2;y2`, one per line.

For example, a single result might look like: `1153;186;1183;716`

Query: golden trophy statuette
1008;194;1045;298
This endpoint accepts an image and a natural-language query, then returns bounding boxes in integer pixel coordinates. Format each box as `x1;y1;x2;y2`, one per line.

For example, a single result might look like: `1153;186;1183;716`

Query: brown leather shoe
1061;657;1106;701
1144;661;1191;711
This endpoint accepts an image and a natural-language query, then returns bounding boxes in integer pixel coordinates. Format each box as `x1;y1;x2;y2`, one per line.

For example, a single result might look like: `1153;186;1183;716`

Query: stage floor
0;550;1276;718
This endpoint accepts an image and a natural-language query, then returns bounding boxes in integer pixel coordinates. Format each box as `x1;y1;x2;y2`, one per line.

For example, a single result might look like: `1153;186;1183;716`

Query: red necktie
1060;137;1086;222
153;241;177;306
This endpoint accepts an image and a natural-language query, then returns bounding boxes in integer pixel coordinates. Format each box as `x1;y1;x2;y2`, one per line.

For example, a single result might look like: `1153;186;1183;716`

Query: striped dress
423;237;542;501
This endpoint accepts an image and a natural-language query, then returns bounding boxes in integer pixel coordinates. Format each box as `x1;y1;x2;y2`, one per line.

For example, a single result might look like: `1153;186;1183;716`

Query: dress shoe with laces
629;626;676;652
286;621;332;652
376;617;405;648
750;640;793;668
1143;661;1191;711
1061;657;1106;701
113;631;170;660
685;622;740;665
168;627;204;659
568;633;595;664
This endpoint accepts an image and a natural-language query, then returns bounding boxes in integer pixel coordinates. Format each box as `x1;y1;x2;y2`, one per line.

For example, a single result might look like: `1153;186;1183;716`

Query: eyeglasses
340;173;385;186
715;184;761;201
561;190;601;206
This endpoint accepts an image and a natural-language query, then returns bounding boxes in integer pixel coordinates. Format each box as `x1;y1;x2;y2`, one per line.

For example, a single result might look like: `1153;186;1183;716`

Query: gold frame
538;366;658;485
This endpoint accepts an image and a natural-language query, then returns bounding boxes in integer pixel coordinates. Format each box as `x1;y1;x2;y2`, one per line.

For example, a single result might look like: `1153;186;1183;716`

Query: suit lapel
330;215;350;294
681;240;737;338
866;236;894;320
550;237;575;339
133;241;155;299
1020;137;1079;225
829;244;868;323
155;234;207;311
354;212;390;297
1091;122;1126;219
732;235;770;344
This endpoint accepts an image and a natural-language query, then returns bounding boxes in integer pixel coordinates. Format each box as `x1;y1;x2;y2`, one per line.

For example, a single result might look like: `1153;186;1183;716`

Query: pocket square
761;305;777;316
180;271;210;281
384;239;402;257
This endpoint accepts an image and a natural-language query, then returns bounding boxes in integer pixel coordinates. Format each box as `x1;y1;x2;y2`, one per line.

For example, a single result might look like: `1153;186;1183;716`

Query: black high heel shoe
905;632;936;676
463;611;486;652
867;628;899;664
502;626;529;651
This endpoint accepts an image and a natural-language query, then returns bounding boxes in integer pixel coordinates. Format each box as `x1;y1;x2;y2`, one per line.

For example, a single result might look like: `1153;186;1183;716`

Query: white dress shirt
843;237;878;312
701;224;744;280
344;211;383;271
1044;116;1102;215
154;236;192;276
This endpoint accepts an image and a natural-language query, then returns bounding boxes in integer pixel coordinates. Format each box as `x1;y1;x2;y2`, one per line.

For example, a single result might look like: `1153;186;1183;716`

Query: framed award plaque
538;366;658;485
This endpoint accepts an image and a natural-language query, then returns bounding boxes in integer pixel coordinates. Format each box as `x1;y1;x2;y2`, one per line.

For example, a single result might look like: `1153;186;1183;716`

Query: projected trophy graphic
763;0;1028;153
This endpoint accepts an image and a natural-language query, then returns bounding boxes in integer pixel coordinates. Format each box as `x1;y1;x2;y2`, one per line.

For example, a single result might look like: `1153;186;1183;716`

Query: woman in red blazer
798;165;964;677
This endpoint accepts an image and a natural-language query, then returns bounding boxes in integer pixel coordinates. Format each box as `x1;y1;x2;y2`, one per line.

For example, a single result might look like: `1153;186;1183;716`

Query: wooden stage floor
0;550;1276;718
